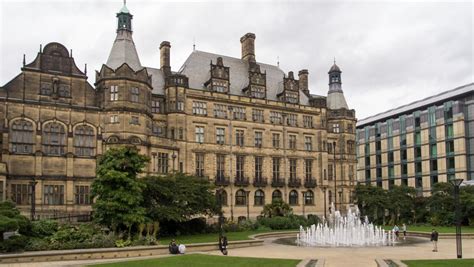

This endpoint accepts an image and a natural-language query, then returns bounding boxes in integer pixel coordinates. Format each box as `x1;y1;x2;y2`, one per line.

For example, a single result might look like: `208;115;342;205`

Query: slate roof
178;50;310;105
106;30;142;71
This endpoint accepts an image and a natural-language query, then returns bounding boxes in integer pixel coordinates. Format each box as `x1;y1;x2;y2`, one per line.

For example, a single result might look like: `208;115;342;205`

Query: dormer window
212;80;228;93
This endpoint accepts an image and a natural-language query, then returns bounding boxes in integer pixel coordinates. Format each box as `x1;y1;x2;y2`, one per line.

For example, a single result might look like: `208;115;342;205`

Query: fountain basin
274;236;429;247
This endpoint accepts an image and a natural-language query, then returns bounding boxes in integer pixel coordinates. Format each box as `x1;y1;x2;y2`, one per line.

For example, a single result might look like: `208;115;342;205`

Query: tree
427;182;454;226
385;185;416;224
91;146;148;236
354;184;388;224
460;185;474;226
261;199;293;218
142;173;218;223
0;201;30;241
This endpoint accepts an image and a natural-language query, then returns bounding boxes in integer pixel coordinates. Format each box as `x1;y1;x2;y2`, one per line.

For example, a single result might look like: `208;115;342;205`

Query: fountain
296;203;395;247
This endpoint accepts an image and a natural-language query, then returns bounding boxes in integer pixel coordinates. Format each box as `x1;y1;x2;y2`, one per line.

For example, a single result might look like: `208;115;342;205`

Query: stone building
356;83;474;195
0;3;357;220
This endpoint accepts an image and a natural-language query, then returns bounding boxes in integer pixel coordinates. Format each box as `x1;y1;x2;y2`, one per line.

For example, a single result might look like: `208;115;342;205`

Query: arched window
74;125;95;156
42;122;66;155
272;190;282;202
254;190;265;206
289;190;298;205
305;190;314;205
217;189;228;206
235;189;247;206
10;120;34;154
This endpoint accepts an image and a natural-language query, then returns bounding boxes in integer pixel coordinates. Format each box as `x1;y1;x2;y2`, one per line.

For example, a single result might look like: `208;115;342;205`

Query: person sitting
169;239;179;254
219;236;228;255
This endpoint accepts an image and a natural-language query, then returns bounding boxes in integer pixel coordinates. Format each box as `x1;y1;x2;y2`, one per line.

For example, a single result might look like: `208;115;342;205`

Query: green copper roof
119;4;129;14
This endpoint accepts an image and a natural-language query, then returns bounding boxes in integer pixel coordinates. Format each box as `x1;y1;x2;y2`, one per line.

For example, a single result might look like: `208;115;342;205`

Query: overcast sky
0;0;472;120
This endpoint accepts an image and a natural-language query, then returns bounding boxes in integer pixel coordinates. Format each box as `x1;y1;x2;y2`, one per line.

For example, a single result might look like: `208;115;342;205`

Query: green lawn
382;225;474;233
91;254;300;267
402;259;474;267
158;229;295;245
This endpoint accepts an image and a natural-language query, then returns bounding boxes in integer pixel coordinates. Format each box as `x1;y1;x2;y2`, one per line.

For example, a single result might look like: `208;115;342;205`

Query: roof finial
124;0;126;6
193;37;196;51
40;44;42;53
70;49;73;57
84;63;87;75
277;56;280;67
23;54;26;67
334;57;336;64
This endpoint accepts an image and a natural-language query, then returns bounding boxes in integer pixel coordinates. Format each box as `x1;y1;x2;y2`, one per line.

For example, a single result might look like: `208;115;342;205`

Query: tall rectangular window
216;154;225;179
74;185;91;205
289;135;297;149
110;85;118;101
192;101;207;115
157;153;169;173
214;104;227;118
270;111;282;124
252;109;264;122
430;144;437;157
272;157;281;180
195;126;205;143
287;114;297;126
236;155;245;179
447;157;455;170
289;159;297;179
445;124;454;138
195;153;204;177
305;136;313;151
43;185;64;205
415;131;421;145
216;128;225;145
446;140;455;154
11;184;30;205
303;115;313;128
232;106;246;120
130;87;139;102
151;100;161;113
255;131;263;147
236;129;245;146
255;156;263;180
272;133;280;148
305;159;313;180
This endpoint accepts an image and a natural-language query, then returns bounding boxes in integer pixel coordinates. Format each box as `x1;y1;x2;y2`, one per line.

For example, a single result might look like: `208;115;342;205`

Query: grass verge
402;259;474;267
90;254;301;267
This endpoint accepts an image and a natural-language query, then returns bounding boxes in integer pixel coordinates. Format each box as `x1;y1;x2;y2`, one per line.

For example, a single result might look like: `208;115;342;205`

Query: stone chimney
298;69;309;95
240;33;256;63
160;41;171;76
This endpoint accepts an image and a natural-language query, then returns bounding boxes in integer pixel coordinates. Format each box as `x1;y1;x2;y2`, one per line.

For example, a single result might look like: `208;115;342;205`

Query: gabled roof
106;30;142;71
179;50;310;105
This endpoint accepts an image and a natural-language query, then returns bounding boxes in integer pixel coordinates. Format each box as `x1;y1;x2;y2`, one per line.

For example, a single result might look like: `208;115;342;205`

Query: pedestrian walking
431;229;439;252
393;225;400;240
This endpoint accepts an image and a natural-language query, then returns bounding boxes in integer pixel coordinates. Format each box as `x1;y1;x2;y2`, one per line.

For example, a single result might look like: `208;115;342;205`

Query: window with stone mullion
42;122;66;155
11;120;34;154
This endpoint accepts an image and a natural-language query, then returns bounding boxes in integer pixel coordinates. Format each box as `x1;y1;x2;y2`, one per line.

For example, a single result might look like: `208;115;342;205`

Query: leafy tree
385;185;416;224
0;201;30;241
261;199;293;218
354;184;388;224
427;182;454;226
142;173;218;223
91;146;149;236
460;185;474;226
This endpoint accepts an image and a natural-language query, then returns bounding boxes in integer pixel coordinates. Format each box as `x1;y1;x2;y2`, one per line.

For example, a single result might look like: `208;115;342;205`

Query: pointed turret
326;61;348;109
105;1;142;71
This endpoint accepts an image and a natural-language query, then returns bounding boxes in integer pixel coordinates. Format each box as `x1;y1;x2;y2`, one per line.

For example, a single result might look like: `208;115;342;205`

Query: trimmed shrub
31;220;58;237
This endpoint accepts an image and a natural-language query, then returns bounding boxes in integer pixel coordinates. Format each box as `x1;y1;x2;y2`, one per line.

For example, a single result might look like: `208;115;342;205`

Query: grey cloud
0;1;471;119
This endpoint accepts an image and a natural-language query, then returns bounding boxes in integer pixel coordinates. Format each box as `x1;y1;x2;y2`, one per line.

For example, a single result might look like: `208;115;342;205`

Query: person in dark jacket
430;229;439;252
169;239;179;254
219;236;228;255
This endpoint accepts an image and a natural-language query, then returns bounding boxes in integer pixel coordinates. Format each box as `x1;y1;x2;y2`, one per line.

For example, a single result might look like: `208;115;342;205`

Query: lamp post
450;178;463;259
217;189;224;240
333;141;337;210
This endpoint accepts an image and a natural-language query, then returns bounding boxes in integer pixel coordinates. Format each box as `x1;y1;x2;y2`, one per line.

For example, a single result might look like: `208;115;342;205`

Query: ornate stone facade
0;4;357;220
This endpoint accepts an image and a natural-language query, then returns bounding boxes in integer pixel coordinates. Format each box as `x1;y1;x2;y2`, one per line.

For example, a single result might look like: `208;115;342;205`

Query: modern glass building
356;83;474;195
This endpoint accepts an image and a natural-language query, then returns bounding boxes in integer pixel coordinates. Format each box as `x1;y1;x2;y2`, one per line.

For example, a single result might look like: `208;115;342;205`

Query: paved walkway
1;237;473;267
